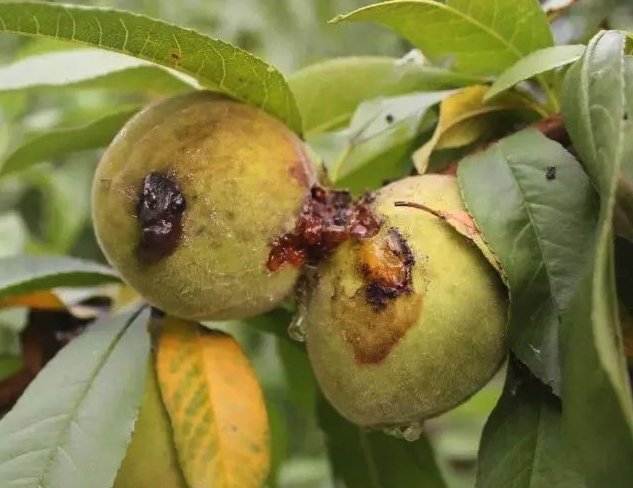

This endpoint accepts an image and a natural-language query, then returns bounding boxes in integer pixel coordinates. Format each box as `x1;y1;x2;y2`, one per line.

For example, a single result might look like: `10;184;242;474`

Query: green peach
305;174;508;428
114;363;187;488
92;91;314;320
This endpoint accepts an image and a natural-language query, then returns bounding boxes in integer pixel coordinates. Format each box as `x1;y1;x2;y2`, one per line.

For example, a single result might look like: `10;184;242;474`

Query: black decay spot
385;114;394;124
624;112;629;121
545;166;557;181
136;172;186;265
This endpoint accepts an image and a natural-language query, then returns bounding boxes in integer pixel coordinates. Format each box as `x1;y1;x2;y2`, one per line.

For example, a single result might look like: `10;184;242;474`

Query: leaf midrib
348;0;528;61
33;307;143;488
499;143;562;313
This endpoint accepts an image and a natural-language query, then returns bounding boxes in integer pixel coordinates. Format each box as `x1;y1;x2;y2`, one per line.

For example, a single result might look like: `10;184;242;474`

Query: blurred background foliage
0;1;632;487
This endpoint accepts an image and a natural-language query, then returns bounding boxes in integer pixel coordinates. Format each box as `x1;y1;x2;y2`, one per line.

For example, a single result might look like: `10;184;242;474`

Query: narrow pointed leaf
0;307;151;488
0;107;139;178
332;0;554;76
559;30;633;487
0;1;302;134
0;255;119;303
0;48;195;95
485;45;586;100
458;129;599;394
156;316;270;488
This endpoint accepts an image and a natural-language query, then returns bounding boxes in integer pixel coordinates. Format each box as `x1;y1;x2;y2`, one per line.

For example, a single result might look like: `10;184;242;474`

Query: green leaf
332;0;554;76
0;255;119;303
0;48;195;95
321;91;449;185
562;31;627;195
277;338;318;413
477;359;586;488
38;159;95;254
265;401;288;488
458;129;600;394
318;394;447;488
289;54;484;133
0;1;302;134
0;108;139;178
0;307;150;488
485;45;586;100
0;212;27;257
0;354;21;382
559;30;633;487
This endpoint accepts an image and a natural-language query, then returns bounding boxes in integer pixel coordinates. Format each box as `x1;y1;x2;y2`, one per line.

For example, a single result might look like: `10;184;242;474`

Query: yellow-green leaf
156;317;269;488
413;85;541;173
0;290;65;311
114;360;187;488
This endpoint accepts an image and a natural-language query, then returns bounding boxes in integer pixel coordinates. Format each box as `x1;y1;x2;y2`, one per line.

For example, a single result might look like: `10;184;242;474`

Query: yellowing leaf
393;201;504;279
156;317;269;488
0;290;65;311
413;85;542;173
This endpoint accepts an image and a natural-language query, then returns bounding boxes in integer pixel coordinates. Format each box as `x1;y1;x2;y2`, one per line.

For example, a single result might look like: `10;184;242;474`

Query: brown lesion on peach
335;287;422;365
337;229;420;364
358;228;415;309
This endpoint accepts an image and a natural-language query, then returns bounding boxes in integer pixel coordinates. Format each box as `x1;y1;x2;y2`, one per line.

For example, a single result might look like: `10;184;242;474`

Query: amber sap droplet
136;172;186;265
266;185;381;272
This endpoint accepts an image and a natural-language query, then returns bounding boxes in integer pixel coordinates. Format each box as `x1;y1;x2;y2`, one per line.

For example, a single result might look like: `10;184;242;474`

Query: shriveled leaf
414;85;540;173
323;91;449;184
392;200;502;275
559;30;633;487
0;307;95;409
114;360;187;488
486;45;585;100
0;290;65;311
332;0;554;76
0;48;195;96
0;307;150;488
458;129;600;394
289;53;484;133
156;316;269;488
0;1;302;134
0;108;139;178
477;358;586;488
318;394;447;488
0;255;119;303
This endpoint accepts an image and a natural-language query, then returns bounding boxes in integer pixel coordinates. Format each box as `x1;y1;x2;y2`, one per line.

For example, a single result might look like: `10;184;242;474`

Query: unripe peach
305;175;508;428
92;91;314;320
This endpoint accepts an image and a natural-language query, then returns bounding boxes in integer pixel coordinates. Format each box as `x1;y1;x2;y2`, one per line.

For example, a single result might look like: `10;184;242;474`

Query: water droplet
287;313;307;342
382;422;423;441
403;423;423;442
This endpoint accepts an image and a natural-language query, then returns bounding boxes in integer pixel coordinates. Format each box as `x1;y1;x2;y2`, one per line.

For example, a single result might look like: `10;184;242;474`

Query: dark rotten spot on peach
136;172;186;265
